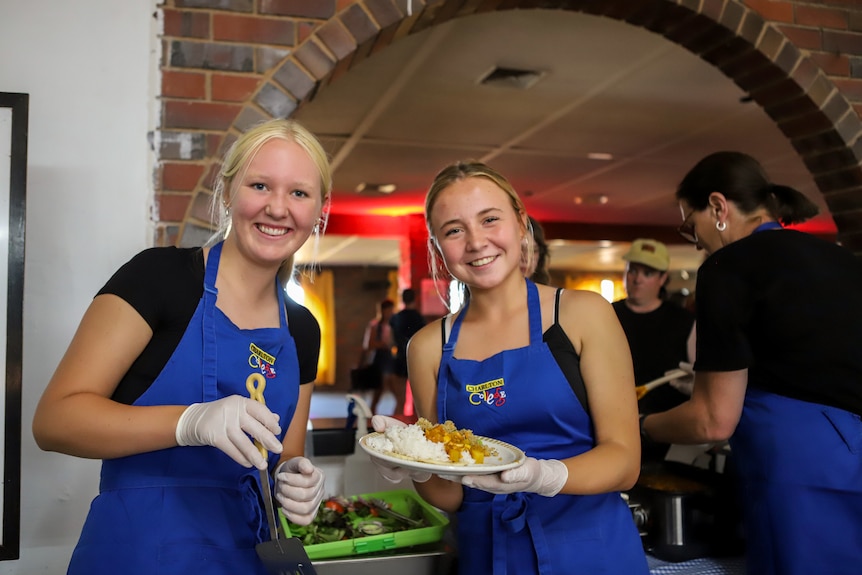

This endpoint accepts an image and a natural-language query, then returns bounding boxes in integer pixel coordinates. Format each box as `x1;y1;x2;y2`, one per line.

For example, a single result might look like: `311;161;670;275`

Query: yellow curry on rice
416;418;496;464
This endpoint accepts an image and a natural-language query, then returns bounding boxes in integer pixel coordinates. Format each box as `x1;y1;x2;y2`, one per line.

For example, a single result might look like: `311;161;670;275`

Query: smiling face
227;137;323;269
429;176;526;290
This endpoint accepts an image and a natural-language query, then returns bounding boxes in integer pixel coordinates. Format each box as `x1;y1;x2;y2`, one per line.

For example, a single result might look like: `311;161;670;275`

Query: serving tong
635;368;690;400
247;373;318;575
358;496;424;528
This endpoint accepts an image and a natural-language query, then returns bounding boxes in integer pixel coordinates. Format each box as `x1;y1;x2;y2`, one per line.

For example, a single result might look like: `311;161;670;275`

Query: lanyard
753;221;782;233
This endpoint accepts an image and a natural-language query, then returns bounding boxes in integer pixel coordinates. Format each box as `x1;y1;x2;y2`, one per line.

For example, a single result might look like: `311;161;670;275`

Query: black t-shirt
98;247;320;405
613;299;694;414
390;308;426;358
695;229;862;416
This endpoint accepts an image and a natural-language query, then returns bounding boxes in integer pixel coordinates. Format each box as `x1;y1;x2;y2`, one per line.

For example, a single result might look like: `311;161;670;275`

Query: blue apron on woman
438;279;647;575
68;241;299;575
731;387;862;575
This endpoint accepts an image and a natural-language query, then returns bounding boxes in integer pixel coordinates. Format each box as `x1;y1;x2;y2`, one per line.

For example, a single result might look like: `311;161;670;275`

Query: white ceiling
292;9;834;273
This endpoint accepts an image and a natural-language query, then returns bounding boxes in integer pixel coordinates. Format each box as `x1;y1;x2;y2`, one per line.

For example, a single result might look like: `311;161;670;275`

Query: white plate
358;432;527;476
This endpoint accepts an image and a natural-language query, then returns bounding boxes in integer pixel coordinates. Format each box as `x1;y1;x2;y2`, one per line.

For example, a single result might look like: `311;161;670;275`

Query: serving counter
312;541;453;575
309;542;744;575
648;555;746;575
303;404;744;575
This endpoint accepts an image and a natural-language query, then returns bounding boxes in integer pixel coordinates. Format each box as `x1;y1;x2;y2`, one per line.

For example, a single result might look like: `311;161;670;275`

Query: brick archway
157;0;862;254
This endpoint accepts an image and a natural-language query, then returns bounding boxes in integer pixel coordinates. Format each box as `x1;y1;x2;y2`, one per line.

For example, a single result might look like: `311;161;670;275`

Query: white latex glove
369;415;431;483
668;361;695;396
460;457;568;497
274;456;326;526
175;395;282;469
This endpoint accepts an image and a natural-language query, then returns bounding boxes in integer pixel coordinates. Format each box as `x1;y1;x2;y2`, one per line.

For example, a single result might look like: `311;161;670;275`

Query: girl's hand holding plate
459;457;568;497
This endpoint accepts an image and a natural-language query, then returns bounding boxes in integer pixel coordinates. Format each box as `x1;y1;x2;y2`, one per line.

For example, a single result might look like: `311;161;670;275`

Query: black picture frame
0;92;27;561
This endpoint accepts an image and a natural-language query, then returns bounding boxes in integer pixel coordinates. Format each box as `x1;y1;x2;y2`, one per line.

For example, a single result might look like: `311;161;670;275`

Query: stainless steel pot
626;461;744;562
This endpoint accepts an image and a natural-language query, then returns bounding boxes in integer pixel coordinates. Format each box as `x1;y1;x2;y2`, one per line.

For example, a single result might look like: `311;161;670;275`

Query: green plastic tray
279;489;449;561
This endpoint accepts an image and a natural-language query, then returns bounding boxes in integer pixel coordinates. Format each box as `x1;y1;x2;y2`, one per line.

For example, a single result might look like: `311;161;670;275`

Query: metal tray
312;542;454;575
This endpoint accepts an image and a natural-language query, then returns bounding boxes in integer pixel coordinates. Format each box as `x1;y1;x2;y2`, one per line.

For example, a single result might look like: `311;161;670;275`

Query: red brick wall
155;0;862;252
153;0;862;388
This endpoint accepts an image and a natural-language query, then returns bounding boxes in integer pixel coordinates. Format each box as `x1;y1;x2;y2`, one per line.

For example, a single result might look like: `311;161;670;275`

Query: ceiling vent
478;66;545;90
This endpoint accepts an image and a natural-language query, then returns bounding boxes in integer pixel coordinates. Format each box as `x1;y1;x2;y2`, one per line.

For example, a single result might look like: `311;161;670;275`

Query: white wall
0;1;158;572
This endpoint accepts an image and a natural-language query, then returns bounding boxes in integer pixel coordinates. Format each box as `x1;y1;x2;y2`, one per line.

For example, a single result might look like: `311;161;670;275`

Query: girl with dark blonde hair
370;160;648;574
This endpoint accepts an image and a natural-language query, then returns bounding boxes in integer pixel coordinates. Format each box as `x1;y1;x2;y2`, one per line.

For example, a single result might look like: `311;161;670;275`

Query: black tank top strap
554;288;563;324
546;287;591;417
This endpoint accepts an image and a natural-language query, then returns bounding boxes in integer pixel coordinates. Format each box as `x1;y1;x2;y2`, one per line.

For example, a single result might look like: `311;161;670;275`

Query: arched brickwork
156;0;862;254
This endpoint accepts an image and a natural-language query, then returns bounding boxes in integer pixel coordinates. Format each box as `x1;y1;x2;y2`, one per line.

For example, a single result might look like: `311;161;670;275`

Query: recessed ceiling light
574;194;609;205
587;152;614;161
356;183;397;194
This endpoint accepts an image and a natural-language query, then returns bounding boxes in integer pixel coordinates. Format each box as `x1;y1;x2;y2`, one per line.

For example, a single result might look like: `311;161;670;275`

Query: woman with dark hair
641;151;862;575
521;216;551;284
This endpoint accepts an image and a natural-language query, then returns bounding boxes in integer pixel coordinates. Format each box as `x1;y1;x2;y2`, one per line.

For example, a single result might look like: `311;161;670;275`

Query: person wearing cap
613;238;695;463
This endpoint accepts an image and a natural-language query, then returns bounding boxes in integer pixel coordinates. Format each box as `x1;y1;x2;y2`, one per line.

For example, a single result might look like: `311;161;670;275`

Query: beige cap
622;239;670;271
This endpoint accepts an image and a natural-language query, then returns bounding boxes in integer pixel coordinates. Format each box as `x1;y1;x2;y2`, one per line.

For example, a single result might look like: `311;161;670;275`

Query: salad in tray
284;495;429;545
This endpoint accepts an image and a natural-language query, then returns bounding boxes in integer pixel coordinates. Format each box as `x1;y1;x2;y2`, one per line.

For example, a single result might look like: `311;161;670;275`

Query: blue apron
730;387;862;575
438;279;648;575
68;241;300;575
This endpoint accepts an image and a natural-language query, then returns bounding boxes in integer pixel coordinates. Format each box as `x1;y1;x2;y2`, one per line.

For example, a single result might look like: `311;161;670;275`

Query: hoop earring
716;221;727;232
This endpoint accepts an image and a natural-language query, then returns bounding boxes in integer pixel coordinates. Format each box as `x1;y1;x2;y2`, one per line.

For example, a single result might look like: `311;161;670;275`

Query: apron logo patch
249;343;277;378
466;378;507;407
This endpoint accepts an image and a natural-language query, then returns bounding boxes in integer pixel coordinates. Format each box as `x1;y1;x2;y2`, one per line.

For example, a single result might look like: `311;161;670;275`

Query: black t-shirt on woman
695;229;862;416
97;247;320;405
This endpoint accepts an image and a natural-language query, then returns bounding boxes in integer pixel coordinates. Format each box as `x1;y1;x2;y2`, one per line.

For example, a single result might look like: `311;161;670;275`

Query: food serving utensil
363;496;424;528
247;373;318;575
635;368;690;400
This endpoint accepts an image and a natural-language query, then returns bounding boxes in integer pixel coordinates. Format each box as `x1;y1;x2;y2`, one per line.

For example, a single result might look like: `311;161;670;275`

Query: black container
310;428;356;457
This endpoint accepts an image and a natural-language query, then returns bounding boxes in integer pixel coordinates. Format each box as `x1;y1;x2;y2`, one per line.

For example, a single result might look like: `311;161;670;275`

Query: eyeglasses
677;209;698;244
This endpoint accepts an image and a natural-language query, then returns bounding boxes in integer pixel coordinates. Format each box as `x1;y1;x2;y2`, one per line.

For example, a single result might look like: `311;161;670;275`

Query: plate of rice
359;418;526;476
